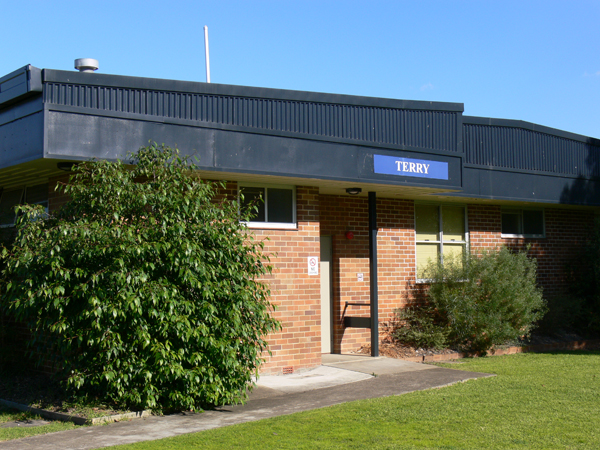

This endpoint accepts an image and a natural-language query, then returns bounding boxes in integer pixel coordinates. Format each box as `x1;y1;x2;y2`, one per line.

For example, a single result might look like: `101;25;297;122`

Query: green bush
535;292;586;336
392;304;449;349
407;246;546;355
562;222;600;335
0;143;280;412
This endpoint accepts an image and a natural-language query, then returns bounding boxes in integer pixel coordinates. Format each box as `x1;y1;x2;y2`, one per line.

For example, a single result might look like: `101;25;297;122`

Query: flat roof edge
0;65;42;108
41;68;464;112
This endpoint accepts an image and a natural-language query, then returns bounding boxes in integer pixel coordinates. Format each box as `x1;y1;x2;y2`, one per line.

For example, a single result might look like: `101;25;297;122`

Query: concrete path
0;355;493;450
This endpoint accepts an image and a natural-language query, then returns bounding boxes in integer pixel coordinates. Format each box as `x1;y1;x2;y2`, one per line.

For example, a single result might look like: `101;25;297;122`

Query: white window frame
501;208;545;239
414;202;469;282
238;183;297;229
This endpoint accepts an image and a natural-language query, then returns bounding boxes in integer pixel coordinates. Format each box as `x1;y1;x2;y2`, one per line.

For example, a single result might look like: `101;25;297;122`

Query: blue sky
3;0;600;138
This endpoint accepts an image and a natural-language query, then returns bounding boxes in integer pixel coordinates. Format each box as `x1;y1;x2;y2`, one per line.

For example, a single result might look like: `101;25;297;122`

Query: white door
320;236;333;353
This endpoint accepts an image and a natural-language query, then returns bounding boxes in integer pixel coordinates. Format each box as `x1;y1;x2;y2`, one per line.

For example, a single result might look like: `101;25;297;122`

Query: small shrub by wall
395;246;546;355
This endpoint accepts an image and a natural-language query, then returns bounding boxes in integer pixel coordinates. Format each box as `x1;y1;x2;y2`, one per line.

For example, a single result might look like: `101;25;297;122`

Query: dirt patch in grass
0;371;131;419
354;342;457;359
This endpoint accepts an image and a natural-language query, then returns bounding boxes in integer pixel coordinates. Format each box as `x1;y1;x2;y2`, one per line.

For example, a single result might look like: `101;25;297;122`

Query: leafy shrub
562;222;600;335
0;143;280;412
535;292;586;336
406;246;546;355
392;304;449;349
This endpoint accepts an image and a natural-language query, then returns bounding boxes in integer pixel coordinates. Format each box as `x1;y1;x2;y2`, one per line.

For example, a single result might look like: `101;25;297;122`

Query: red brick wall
377;198;417;314
254;186;322;373
467;204;502;250
45;174;597;369
317;199;596;356
48;174;71;213
320;195;415;354
320;195;370;353
468;204;595;297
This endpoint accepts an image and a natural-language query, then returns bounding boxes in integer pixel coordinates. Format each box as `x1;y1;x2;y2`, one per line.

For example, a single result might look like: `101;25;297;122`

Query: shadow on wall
379;280;429;338
560;138;600;205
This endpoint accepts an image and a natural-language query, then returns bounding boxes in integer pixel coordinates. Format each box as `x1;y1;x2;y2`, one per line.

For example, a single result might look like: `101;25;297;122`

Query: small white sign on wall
357;273;364;282
308;256;319;275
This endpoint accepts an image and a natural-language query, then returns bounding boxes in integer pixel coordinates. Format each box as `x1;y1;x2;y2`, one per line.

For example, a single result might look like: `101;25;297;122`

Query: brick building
1;64;599;374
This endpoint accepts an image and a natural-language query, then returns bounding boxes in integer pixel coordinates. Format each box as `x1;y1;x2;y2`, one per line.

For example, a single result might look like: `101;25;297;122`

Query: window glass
26;183;49;204
523;210;544;236
501;209;544;237
501;211;521;235
0;189;24;226
239;185;295;225
267;188;293;223
443;243;465;267
415;204;439;241
415;203;468;280
240;187;265;222
442;206;465;241
416;243;439;279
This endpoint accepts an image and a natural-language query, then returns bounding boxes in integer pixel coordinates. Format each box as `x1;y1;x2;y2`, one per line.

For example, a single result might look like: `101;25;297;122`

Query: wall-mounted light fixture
57;162;76;171
346;187;362;195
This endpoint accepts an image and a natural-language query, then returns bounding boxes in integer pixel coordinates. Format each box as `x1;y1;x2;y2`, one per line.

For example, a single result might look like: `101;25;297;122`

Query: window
415;204;468;279
0;188;24;227
239;184;296;228
0;183;49;227
501;209;544;238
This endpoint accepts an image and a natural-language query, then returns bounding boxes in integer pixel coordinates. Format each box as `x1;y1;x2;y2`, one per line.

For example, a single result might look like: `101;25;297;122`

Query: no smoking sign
307;256;319;275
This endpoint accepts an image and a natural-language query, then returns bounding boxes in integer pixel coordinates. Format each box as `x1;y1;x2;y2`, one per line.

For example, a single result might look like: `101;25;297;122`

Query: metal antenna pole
204;26;211;83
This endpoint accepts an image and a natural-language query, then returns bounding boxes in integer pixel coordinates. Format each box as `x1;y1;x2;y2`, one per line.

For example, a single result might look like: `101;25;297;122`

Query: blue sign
373;155;448;180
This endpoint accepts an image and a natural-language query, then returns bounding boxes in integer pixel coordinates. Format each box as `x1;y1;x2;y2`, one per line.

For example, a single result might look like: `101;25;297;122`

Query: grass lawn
100;351;600;450
0;406;80;441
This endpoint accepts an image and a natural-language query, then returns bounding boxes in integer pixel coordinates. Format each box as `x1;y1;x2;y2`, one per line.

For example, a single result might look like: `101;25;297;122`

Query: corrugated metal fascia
463;115;600;144
42;69;463;113
463;121;600;178
43;81;461;153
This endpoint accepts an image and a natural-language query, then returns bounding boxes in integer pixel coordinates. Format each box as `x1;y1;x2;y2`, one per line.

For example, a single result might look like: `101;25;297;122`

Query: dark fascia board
464;115;600;145
42;68;464;113
0;65;42;109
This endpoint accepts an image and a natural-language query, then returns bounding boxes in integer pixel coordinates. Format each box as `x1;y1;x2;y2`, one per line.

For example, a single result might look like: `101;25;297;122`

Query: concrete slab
0;358;494;450
322;354;437;375
255;365;373;394
321;353;375;364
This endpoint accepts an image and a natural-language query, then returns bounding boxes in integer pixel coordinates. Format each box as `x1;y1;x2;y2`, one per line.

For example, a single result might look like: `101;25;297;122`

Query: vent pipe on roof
74;58;99;73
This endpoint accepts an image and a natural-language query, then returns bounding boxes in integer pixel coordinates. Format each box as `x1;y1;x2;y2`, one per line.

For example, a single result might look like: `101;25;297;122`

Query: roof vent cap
74;58;99;73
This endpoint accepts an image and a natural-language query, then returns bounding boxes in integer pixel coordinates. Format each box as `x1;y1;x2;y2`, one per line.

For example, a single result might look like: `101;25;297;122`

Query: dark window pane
0;188;24;226
240;187;265;222
26;183;49;204
502;213;521;235
523;210;544;236
267;188;293;223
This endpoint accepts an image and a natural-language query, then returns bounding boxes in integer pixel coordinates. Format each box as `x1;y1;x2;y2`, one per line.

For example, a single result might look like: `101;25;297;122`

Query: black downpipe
368;191;379;357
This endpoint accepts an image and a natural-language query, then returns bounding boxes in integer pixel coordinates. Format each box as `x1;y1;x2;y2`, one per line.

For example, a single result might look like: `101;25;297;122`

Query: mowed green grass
0;406;79;441
103;351;600;450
